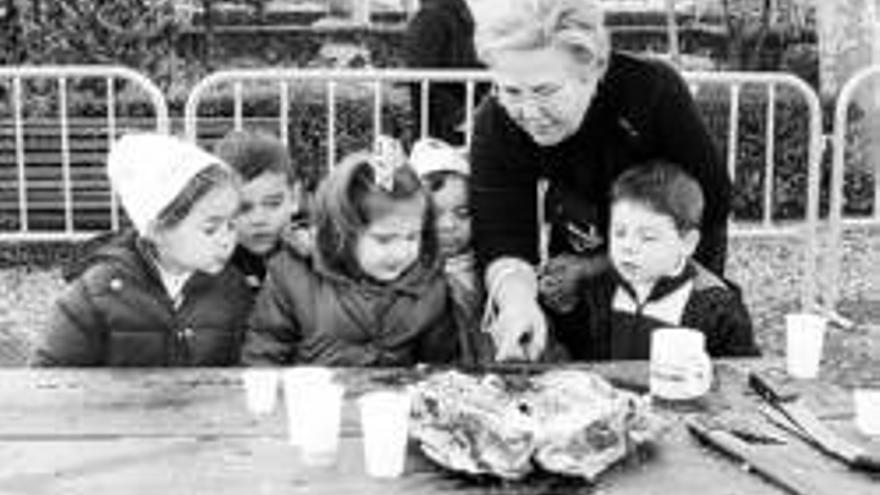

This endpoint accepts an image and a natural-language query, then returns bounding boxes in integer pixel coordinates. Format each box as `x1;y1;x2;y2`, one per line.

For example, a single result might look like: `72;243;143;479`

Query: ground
1;227;879;389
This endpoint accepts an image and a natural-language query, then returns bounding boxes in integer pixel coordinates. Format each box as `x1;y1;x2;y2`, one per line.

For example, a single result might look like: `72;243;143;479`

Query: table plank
0;361;875;494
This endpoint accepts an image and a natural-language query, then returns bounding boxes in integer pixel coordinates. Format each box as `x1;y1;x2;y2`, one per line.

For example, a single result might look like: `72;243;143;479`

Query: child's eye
239;202;254;216
453;206;471;219
261;196;285;209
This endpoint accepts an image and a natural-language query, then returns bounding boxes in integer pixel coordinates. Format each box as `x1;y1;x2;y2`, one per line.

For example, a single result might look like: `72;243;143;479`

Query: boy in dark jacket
32;134;251;366
558;161;759;361
214;129;305;293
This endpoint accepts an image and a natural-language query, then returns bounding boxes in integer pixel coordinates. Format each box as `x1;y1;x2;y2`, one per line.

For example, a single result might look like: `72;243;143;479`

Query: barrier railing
0;66;169;242
827;64;880;307
184;68;824;309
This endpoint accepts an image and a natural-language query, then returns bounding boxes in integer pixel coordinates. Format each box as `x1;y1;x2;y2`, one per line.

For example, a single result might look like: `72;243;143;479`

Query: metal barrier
184;68;824;308
827;64;880;308
0;65;169;242
184;68;491;169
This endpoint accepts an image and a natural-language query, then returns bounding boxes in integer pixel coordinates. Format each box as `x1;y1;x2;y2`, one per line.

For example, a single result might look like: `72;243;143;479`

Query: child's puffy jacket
33;230;252;366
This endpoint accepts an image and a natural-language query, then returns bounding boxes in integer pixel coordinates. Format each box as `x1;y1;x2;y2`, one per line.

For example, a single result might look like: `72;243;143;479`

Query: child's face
153;183;240;275
355;196;426;282
236;171;299;256
432;175;472;258
609;199;698;288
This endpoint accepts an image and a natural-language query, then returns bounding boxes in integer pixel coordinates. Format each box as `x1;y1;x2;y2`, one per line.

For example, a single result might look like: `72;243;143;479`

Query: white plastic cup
242;368;280;415
854;388;880;436
358;390;411;478
785;313;827;379
282;367;339;464
650;327;713;401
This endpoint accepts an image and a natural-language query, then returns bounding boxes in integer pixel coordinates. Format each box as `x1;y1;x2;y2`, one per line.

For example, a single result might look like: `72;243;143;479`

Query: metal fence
0;65;828;308
0;65;169;241
184;68;824;308
827;65;880;307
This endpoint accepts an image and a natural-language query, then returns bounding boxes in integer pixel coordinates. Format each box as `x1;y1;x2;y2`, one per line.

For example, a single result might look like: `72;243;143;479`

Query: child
32;133;252;366
243;137;459;366
214;129;305;292
559;161;759;360
409;137;489;364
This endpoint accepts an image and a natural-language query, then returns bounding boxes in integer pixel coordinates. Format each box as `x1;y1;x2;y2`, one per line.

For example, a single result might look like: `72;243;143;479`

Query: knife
686;417;826;495
748;371;880;473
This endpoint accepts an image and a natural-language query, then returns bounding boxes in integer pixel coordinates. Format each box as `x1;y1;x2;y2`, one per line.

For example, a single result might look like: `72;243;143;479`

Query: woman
469;0;731;361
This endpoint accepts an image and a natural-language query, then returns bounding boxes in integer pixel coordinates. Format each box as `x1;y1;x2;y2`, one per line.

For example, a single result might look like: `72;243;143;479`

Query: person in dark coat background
404;0;488;144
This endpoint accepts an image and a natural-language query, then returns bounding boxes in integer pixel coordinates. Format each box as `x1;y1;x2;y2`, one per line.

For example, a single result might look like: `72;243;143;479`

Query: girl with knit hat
32;133;252;366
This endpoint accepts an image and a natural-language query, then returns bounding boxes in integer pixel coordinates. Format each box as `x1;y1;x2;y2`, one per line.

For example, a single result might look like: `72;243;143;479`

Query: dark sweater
470;52;730;275
557;261;759;361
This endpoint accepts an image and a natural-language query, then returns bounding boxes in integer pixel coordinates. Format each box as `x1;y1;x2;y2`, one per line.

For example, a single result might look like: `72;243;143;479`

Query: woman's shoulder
607;51;686;86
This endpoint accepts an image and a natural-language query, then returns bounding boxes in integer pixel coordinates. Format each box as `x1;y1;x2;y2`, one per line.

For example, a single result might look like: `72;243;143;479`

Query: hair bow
369;135;407;192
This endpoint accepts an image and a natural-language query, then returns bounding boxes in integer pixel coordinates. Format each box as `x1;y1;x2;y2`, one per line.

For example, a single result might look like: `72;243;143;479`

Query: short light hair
472;0;610;73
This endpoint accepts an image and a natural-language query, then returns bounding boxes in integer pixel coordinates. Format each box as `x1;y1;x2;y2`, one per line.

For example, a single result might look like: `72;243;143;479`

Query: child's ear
682;228;700;257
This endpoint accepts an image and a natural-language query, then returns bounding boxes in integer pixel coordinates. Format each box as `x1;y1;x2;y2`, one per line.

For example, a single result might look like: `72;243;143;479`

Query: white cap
107;133;226;234
409;137;470;178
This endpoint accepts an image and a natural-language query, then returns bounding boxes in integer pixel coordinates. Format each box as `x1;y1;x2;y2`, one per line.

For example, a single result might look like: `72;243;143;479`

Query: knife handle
749;371;799;404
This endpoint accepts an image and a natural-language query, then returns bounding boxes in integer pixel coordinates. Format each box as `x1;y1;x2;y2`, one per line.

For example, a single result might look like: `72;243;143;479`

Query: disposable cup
785;313;827;379
282;367;337;456
242;368;280;415
358;390;411;478
854;388;880;436
649;327;712;401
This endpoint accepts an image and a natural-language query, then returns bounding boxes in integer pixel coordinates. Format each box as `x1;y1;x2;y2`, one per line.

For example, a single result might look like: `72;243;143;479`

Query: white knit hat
107;133;226;234
409;137;470;178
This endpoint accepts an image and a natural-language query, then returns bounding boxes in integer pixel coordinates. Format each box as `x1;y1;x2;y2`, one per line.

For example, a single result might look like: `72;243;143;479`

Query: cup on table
854;388;880;436
358;389;411;478
242;368;280;415
283;367;343;466
785;313;827;379
649;327;713;401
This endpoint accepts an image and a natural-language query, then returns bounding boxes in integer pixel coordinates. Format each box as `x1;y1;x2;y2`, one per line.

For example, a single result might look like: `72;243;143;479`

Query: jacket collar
613;259;697;305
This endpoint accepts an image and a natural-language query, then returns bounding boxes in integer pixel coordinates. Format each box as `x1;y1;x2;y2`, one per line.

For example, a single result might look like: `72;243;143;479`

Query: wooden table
0;361;876;494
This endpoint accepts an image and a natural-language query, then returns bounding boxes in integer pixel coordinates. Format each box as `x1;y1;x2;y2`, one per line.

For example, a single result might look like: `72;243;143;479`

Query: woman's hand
486;297;547;362
484;258;548;362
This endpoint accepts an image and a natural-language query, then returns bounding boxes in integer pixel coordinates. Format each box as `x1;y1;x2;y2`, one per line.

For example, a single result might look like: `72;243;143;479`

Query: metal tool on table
685;416;827;495
748;371;880;473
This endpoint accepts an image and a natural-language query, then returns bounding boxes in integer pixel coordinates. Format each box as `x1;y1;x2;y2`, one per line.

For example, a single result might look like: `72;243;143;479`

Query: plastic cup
359;390;411;478
242;368;280;415
282;367;339;464
785;313;827;379
649;327;713;401
854;389;880;436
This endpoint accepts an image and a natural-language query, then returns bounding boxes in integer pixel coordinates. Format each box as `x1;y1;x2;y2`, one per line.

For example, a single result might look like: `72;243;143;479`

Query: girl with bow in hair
244;137;460;366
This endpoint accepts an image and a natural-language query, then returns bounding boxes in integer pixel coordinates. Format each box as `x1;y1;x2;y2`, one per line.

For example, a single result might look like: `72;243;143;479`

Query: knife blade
686;417;826;495
749;371;880;473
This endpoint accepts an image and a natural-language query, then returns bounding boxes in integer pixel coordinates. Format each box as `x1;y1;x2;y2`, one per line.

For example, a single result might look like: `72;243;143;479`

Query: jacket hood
62;230;149;282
